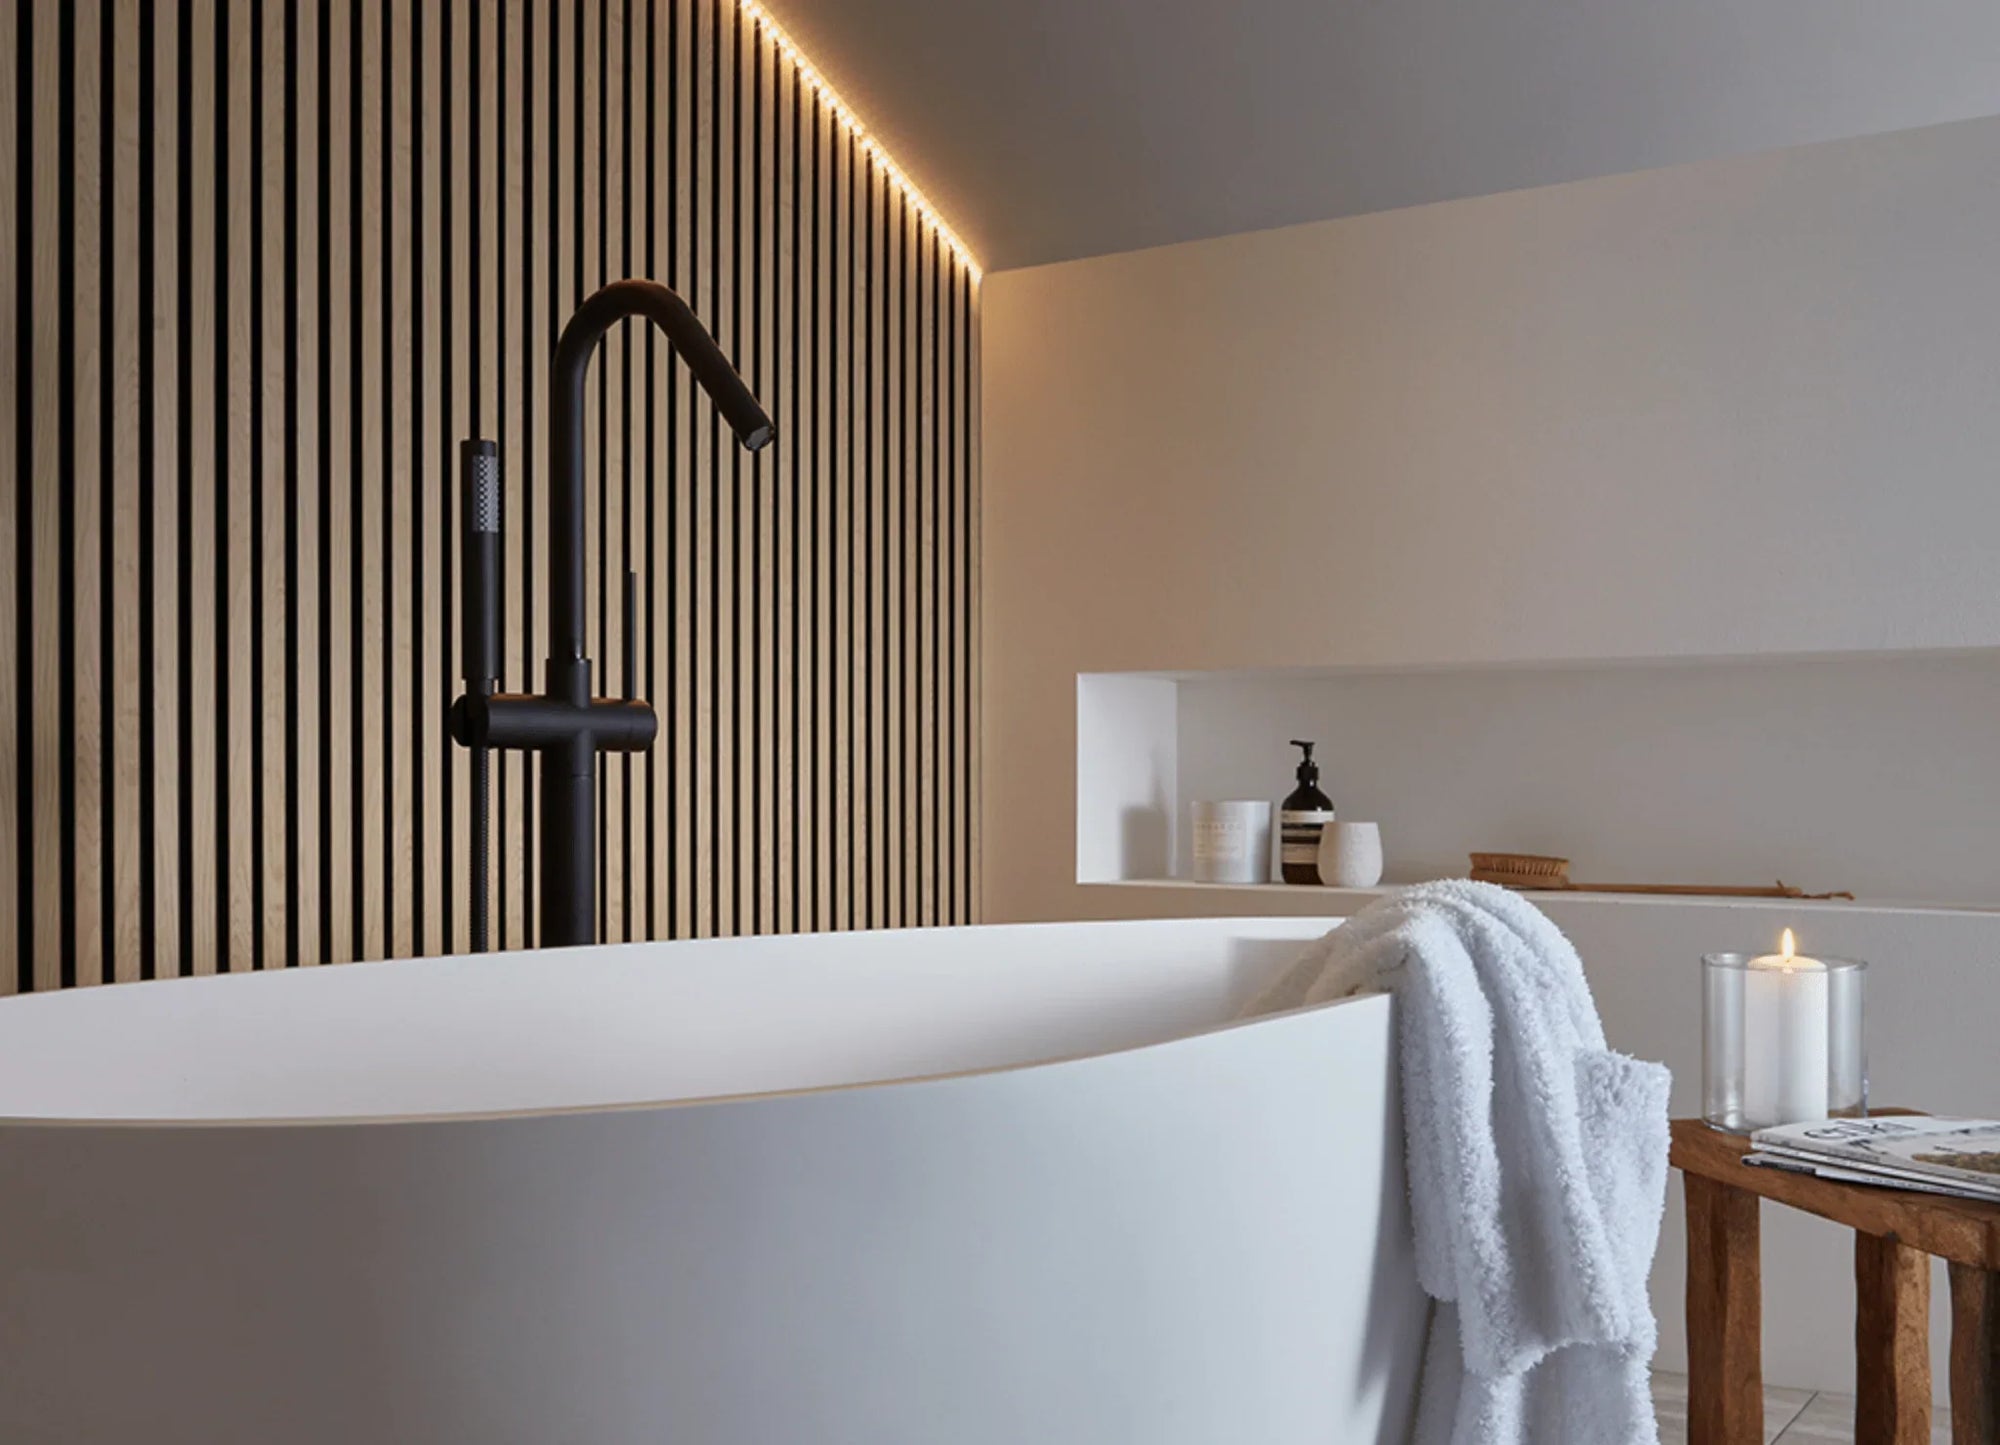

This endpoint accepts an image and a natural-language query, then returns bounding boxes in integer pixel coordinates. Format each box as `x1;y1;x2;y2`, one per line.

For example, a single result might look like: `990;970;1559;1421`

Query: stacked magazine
1746;1116;2000;1204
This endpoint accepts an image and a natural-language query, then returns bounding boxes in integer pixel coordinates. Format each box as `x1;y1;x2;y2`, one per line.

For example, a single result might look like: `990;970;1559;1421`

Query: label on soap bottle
1279;809;1335;868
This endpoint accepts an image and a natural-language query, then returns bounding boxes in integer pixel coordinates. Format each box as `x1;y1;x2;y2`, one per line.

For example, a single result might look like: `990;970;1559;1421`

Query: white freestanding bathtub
0;917;1426;1444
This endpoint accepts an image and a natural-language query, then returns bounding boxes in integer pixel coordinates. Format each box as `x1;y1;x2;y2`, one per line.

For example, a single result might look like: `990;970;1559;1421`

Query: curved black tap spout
485;279;775;949
550;280;773;690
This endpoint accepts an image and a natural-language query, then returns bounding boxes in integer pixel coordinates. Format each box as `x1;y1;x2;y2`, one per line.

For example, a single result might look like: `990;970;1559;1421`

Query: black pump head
1290;739;1318;783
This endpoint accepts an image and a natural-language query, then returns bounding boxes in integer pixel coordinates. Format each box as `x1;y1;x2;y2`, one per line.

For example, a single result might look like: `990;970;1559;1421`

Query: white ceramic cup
1188;800;1272;884
1318;820;1384;888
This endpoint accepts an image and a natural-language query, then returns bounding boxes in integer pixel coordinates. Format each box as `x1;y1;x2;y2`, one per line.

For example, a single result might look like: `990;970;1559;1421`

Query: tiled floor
1650;1370;1953;1444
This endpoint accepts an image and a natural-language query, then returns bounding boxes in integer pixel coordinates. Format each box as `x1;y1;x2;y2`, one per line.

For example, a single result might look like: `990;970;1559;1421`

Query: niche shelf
1077;648;2000;913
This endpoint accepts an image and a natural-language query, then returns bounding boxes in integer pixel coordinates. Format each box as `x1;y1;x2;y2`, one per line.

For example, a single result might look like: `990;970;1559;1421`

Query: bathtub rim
0;919;1376;1132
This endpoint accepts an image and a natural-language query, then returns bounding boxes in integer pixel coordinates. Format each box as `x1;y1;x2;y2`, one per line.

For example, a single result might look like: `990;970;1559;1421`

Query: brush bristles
1467;852;1571;890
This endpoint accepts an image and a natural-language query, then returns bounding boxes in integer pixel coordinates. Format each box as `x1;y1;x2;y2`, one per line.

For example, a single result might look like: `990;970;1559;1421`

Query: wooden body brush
1467;852;1853;900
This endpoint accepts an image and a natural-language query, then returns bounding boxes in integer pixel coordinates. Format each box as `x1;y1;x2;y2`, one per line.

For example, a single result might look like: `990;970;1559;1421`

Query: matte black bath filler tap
450;280;774;949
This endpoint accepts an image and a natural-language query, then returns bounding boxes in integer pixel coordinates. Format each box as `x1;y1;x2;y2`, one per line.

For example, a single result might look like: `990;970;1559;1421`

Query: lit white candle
1742;929;1830;1127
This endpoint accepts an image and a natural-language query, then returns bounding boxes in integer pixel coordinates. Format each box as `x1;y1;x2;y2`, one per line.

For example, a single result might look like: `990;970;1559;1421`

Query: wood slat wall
0;0;981;994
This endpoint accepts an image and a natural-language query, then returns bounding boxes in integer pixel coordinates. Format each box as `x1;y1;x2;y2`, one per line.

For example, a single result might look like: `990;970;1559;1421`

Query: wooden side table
1671;1116;2000;1444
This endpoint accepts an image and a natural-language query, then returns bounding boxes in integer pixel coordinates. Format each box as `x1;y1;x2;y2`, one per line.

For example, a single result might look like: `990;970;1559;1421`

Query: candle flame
1780;928;1796;962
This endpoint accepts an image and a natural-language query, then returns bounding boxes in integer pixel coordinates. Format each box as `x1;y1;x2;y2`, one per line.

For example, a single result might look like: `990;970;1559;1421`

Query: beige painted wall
983;116;2000;1396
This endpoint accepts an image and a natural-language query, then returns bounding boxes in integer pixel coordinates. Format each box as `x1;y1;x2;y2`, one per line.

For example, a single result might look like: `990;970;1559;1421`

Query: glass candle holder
1703;950;1866;1132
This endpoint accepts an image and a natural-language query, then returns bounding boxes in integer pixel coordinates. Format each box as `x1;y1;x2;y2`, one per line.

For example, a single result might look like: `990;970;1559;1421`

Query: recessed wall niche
1078;649;2000;910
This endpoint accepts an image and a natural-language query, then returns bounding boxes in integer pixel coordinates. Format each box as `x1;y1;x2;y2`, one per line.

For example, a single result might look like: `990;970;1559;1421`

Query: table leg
1855;1232;1931;1444
1686;1172;1763;1444
1950;1262;2000;1445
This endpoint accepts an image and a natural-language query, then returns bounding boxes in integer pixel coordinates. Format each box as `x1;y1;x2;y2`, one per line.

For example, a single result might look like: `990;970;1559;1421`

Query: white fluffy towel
1246;881;1671;1445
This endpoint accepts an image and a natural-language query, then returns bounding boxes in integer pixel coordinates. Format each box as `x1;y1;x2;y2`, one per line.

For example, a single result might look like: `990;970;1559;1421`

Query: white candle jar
1703;950;1866;1132
1188;800;1273;885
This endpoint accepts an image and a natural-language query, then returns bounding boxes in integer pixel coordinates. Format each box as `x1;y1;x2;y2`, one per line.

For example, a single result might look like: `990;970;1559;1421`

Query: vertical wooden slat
222;0;255;974
255;0;286;971
382;0;411;959
292;0;320;967
151;0;184;980
411;0;437;956
867;155;883;931
71;0;104;988
839;125;855;934
775;50;795;935
352;0;382;962
802;84;821;933
32;0;61;992
744;14;764;932
966;258;977;921
637;0;655;940
321;0;352;966
692;0;713;939
180;0;219;979
670;0;693;942
721;0;743;936
597;0;624;941
527;0;552;947
445;0;470;953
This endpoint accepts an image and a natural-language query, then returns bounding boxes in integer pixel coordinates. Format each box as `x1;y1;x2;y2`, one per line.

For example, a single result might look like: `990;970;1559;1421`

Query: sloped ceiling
762;0;2000;272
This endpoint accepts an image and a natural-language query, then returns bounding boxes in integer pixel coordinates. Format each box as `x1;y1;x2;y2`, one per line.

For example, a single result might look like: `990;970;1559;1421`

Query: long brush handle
1569;882;1855;900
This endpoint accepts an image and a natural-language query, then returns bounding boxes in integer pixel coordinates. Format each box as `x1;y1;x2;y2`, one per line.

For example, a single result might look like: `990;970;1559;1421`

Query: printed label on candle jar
1192;819;1247;862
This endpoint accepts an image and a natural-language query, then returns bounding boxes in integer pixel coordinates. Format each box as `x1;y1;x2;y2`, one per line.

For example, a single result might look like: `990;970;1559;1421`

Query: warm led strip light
738;0;983;282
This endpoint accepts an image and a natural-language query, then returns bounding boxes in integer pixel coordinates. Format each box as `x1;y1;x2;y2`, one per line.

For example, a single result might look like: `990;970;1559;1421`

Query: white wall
983;116;2000;1397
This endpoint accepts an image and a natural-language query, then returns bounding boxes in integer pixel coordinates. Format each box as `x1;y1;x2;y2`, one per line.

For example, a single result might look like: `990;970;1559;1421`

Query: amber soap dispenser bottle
1280;740;1336;884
